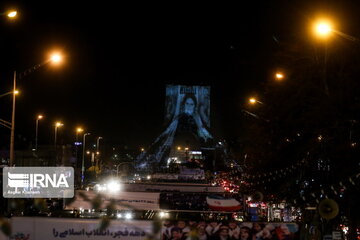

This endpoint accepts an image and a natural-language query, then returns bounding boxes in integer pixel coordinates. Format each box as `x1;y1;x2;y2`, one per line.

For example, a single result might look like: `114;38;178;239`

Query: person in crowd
254;224;275;240
188;220;198;229
176;220;191;238
197;225;208;240
274;224;294;240
185;225;208;240
198;221;207;229
163;220;175;240
170;227;186;240
211;225;232;240
228;220;241;239
205;221;222;237
251;223;264;240
239;226;252;240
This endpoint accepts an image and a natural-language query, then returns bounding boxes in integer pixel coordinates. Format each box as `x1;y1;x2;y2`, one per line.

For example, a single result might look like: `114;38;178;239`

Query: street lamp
35;114;43;151
81;132;91;186
313;19;359;42
249;97;263;105
54;121;63;149
75;127;84;160
0;10;17;19
96;136;103;152
76;127;84;142
275;72;284;81
314;20;333;38
0;90;18;98
9;52;63;166
95;136;103;177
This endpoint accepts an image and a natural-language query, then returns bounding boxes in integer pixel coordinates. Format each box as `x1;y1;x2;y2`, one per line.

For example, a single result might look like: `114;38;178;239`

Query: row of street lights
1;9;104;187
247;19;358;106
8;53;63;166
32;117;101;175
27;115;100;185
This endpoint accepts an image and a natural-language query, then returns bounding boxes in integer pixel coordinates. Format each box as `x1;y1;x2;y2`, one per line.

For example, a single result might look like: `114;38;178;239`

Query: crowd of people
162;220;299;240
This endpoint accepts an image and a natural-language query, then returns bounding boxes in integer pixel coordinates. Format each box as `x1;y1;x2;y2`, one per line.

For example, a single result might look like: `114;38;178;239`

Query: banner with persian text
3;217;154;240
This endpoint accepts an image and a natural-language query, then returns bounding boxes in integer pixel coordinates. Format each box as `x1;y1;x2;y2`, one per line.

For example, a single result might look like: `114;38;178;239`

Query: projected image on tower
136;85;212;166
164;85;211;141
165;85;210;128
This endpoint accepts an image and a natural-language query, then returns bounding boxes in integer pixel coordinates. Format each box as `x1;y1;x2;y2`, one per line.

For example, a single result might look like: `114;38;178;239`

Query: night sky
1;1;359;150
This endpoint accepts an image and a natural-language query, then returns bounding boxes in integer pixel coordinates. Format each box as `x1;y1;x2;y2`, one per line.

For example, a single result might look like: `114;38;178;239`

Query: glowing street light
249;98;256;104
0;10;17;19
50;52;63;64
313;18;358;42
275;72;284;81
54;121;64;149
7;11;17;18
0;90;18;98
249;97;263;105
35;114;44;151
76;127;84;141
9;51;64;166
314;20;332;37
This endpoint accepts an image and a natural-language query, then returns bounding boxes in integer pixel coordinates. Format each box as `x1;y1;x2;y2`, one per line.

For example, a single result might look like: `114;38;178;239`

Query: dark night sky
1;1;359;149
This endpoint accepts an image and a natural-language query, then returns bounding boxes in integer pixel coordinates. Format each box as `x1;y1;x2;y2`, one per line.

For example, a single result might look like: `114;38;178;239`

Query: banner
66;190;160;210
5;217;154;240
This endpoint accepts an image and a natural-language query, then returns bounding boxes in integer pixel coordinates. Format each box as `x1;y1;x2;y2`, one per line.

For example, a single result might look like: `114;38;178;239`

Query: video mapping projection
136;85;212;167
165;85;211;128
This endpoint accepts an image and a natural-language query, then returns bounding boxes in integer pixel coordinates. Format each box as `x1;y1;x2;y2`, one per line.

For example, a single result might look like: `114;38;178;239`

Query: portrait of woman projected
182;94;196;115
178;93;212;141
137;85;213;166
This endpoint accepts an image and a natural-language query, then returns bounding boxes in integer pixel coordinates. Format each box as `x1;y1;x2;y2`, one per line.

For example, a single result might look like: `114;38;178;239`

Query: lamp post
312;19;360;96
76;127;84;142
54;121;63;166
96;136;102;152
75;127;83;160
249;97;263;105
54;121;63;149
0;10;17;19
8;52;63;166
35;114;43;151
9;71;16;166
95;137;103;176
242;97;269;122
0;90;18;98
81;133;91;186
